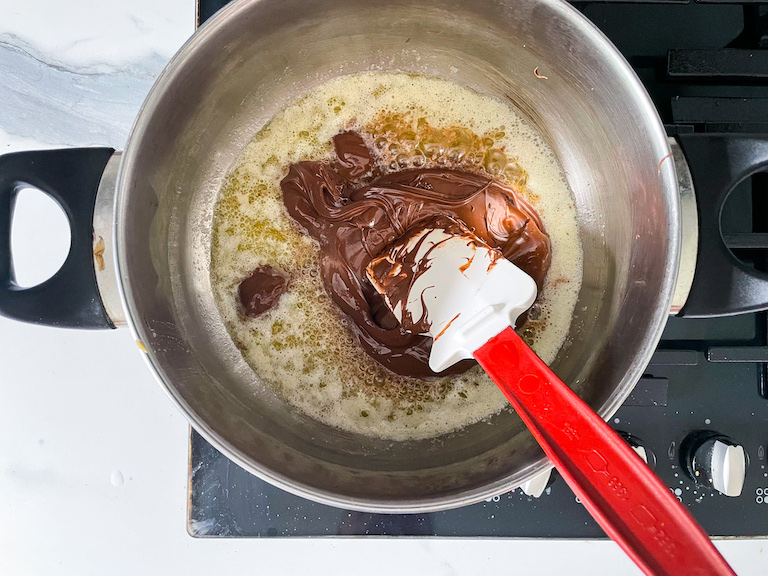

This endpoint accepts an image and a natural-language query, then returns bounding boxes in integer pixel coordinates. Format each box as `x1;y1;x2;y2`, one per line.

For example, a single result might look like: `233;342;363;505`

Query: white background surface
0;1;766;574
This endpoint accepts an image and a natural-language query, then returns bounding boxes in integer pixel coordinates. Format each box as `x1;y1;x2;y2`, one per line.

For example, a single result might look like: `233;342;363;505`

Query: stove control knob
632;445;649;465
520;468;552;498
682;432;747;497
616;432;655;469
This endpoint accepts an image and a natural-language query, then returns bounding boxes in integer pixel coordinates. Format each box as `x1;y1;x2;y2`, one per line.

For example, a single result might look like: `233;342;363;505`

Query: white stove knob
520;468;552;498
682;432;747;497
617;432;655;469
709;440;746;497
632;445;649;464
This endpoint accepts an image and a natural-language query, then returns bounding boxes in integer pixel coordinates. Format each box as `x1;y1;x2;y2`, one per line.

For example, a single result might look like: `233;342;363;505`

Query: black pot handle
0;148;115;328
676;134;768;317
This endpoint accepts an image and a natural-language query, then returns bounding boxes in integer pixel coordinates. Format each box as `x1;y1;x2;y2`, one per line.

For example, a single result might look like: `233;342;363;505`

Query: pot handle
0;148;115;328
676;134;768;317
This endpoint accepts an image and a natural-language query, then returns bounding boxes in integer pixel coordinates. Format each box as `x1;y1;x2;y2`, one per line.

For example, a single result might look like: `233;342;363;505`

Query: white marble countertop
0;1;766;574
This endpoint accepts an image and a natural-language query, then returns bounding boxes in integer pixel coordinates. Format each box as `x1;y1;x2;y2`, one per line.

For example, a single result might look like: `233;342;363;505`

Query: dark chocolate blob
281;131;551;377
238;265;288;318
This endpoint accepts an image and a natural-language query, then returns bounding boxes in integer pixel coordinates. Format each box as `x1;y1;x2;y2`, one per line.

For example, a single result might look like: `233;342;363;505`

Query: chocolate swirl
280;131;551;377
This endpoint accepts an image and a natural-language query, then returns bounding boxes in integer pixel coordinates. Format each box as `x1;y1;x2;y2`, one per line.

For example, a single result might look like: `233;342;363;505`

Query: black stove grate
189;0;768;538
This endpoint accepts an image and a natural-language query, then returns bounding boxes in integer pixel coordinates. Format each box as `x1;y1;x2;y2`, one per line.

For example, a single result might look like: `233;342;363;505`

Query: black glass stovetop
189;0;768;538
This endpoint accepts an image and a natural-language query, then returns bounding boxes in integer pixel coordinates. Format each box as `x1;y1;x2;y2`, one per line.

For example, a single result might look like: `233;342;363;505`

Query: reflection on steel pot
2;0;768;514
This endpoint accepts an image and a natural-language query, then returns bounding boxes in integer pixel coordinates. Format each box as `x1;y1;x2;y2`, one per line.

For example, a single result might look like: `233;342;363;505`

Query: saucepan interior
116;0;678;511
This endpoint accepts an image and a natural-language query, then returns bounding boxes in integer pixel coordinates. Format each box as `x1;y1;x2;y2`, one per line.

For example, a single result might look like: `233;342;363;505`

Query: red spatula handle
474;327;736;576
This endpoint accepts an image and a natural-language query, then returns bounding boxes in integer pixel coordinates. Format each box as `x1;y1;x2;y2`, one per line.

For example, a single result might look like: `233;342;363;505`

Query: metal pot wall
2;0;768;513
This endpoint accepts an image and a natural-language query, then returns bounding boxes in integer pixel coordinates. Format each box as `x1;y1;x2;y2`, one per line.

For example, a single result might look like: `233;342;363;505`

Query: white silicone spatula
366;222;735;576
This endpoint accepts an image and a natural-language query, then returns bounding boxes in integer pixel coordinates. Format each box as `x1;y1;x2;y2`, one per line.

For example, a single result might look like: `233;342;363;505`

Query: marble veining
0;34;166;147
0;0;191;149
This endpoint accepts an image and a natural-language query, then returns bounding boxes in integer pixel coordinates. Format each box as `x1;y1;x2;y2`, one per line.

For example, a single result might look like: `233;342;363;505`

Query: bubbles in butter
210;72;583;441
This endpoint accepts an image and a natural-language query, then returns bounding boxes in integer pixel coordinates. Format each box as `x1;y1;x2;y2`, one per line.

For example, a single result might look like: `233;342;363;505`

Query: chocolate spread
238;265;288;318
280;131;551;377
366;216;499;335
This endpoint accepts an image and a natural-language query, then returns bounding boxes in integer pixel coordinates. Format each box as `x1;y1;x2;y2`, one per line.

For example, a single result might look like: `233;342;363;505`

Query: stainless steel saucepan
2;0;768;512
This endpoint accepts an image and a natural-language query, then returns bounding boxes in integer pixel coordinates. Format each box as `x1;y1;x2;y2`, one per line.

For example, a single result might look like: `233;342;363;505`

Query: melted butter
367;110;531;192
210;72;583;441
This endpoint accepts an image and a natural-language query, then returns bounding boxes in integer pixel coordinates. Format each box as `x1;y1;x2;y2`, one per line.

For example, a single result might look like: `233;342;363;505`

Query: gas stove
189;0;768;538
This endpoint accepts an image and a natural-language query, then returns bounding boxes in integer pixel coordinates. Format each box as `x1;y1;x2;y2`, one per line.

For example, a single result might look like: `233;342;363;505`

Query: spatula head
367;218;537;372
